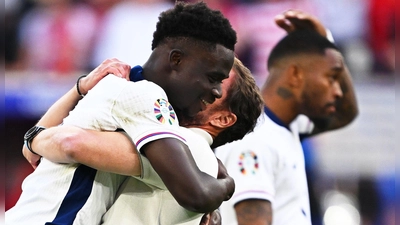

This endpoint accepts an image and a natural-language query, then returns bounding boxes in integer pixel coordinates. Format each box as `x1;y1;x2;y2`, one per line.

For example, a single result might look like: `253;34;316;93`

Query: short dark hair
211;58;263;148
267;30;338;69
152;1;236;51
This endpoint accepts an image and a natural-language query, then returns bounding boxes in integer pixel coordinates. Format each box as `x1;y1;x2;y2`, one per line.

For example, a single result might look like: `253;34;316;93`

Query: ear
287;64;304;89
169;49;183;70
210;111;237;129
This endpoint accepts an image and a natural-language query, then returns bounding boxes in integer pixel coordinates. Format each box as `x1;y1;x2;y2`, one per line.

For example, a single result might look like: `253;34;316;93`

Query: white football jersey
215;112;314;225
101;127;218;225
6;75;185;225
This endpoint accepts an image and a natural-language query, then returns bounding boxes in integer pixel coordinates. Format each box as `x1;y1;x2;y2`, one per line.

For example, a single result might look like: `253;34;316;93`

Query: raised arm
23;58;132;168
275;9;328;38
275;10;359;135
36;58;131;127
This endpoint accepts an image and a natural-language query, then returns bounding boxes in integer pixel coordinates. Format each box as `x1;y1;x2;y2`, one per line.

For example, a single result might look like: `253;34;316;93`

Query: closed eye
329;74;338;83
208;75;223;84
328;69;342;84
206;70;228;84
329;67;343;83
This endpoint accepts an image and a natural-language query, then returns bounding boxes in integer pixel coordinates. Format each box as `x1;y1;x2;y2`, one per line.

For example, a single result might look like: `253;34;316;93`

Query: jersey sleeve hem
134;129;187;151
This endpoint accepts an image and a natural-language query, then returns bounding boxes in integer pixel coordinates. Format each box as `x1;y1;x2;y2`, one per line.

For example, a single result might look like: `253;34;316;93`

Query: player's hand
22;144;41;169
200;209;221;225
79;58;131;95
275;9;327;37
216;158;235;201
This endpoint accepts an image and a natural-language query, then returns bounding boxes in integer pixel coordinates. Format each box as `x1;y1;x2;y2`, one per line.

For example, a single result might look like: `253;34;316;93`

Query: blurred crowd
4;0;394;80
4;0;395;225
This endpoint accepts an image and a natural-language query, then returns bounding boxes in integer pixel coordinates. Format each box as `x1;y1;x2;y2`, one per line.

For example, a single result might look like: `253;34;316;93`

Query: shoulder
94;76;167;101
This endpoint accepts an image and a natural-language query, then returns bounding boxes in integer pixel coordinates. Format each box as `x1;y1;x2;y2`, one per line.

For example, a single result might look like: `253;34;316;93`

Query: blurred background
3;0;395;224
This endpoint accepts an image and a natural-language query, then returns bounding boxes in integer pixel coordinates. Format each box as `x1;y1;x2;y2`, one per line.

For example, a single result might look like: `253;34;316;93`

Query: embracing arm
143;138;235;213
23;58;132;168
31;125;141;176
23;82;89;168
33;58;131;127
235;199;272;225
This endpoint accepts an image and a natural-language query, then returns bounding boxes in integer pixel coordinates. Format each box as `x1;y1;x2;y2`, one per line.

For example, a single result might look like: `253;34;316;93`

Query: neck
262;84;298;126
141;49;170;89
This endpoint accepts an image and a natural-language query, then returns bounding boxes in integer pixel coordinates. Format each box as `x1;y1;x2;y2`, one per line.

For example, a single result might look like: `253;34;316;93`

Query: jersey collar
188;128;213;146
129;65;144;82
264;105;290;130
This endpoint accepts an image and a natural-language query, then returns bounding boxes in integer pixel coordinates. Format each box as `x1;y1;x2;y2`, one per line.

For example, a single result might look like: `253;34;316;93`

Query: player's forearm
179;173;233;213
36;58;132;128
30;126;77;163
338;65;358;121
68;128;141;176
32;126;141;176
22;80;89;169
143;138;234;213
36;86;82;127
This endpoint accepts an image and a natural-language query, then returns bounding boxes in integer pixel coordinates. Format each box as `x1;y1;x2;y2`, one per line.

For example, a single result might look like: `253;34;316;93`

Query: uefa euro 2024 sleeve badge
154;99;176;125
238;151;259;175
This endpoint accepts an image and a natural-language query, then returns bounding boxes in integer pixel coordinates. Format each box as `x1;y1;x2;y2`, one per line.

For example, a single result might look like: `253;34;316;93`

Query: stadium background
3;0;396;225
